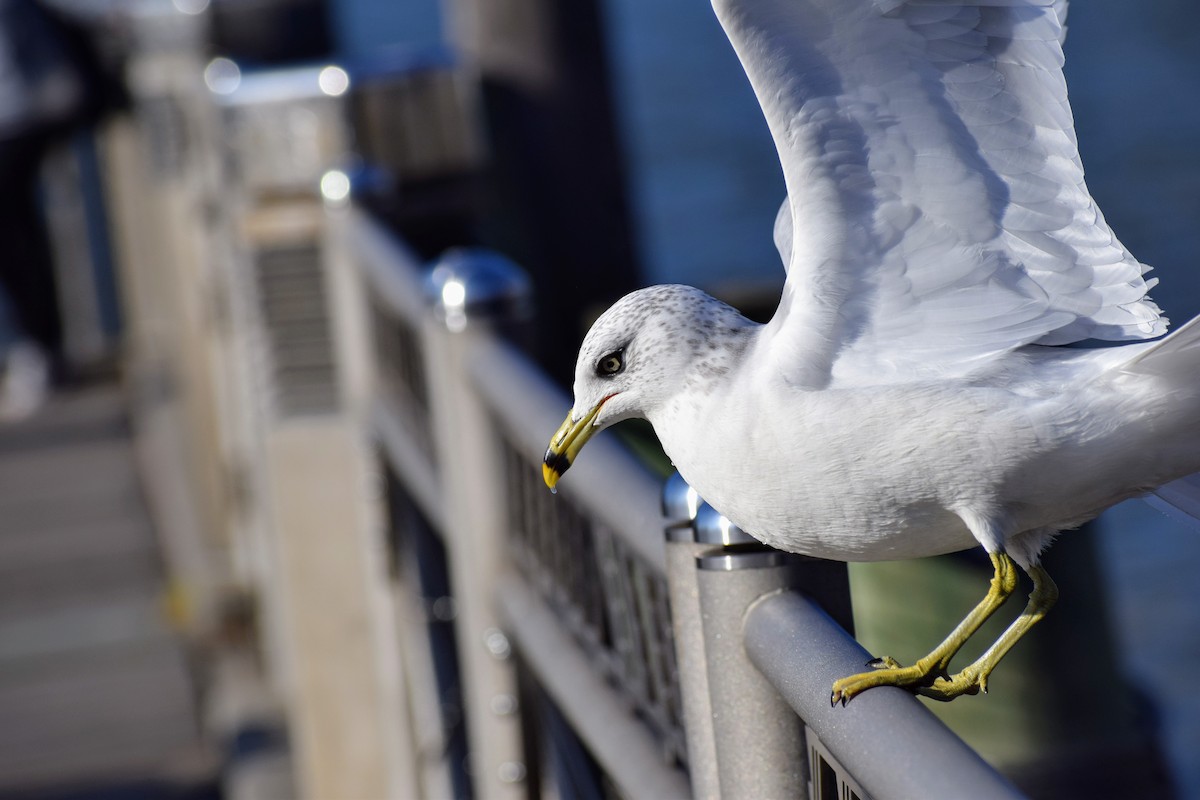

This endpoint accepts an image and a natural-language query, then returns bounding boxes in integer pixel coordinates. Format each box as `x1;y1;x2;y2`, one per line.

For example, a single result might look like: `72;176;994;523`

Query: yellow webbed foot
831;551;1020;706
831;658;943;706
917;669;986;702
919;564;1058;703
831;555;1058;705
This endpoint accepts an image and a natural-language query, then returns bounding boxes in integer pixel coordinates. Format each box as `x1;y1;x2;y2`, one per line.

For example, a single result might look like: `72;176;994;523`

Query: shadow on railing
345;206;1027;800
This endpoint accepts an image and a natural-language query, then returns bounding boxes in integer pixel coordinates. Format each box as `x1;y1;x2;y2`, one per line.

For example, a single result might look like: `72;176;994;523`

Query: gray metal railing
745;592;1023;800
344;204;1028;800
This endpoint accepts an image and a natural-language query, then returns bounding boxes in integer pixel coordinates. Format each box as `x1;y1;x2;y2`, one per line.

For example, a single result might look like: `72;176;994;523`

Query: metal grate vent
253;242;340;418
808;726;873;800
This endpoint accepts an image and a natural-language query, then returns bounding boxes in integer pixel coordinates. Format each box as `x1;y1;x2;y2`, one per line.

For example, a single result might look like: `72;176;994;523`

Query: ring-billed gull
544;0;1200;704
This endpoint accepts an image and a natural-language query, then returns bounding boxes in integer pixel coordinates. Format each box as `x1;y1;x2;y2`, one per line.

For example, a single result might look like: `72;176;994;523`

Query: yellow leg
831;551;1019;706
918;564;1058;701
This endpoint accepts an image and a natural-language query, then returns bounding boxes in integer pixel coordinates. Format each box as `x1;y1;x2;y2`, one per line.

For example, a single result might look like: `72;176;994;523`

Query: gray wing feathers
714;0;1164;386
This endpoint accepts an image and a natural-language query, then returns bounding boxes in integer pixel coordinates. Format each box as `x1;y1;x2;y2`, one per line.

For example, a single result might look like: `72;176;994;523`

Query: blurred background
0;0;1197;798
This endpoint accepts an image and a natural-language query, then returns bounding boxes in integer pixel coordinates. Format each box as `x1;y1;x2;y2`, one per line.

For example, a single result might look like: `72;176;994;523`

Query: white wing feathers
716;0;1165;387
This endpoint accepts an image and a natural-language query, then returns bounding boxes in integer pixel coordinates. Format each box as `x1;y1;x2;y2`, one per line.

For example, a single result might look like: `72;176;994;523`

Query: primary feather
718;0;1165;388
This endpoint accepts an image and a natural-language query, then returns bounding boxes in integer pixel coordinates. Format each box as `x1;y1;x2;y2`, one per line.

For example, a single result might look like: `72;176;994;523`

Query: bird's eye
596;350;625;377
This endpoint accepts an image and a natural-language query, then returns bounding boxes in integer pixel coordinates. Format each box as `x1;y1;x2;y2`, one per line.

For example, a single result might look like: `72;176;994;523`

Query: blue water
334;0;1200;794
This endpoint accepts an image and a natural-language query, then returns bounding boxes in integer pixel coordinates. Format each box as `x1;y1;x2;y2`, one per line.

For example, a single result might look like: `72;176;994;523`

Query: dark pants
0;132;62;360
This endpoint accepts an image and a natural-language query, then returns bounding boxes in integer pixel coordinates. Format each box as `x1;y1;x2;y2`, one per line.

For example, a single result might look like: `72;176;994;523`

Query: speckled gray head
543;284;756;489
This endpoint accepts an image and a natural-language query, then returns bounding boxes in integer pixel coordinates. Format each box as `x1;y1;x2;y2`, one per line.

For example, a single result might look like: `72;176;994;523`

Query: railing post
664;473;853;799
662;472;735;799
424;249;530;800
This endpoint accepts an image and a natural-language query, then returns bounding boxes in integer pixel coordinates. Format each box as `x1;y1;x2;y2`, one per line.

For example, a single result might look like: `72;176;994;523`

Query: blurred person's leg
0;133;57;418
0;134;63;357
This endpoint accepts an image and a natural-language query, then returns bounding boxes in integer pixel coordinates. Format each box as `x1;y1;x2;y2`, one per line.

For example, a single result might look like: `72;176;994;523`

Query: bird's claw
830;670;904;706
836;655;995;703
830;656;952;706
915;667;987;701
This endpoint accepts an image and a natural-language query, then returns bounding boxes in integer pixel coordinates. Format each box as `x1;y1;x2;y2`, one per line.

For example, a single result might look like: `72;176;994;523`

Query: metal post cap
662;471;701;526
663;472;757;544
693;503;757;546
426;248;532;331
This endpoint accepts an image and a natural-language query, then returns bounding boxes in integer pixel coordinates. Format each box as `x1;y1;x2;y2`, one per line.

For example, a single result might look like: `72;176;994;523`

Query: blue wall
328;0;443;56
1066;1;1200;323
602;0;784;289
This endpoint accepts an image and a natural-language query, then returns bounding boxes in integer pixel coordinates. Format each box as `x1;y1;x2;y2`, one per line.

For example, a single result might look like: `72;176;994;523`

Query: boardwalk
0;384;213;797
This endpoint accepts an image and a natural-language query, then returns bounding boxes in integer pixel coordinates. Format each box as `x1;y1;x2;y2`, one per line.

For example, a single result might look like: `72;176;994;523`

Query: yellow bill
543;400;607;490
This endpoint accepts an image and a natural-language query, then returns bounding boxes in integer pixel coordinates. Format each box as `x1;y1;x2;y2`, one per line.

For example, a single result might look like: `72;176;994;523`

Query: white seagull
544;0;1200;703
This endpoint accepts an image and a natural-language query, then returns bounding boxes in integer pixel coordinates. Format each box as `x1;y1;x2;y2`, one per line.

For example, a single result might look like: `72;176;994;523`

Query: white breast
650;374;1041;561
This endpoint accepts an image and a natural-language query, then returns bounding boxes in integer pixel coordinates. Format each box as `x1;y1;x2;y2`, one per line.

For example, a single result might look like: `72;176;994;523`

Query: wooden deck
0;384;214;797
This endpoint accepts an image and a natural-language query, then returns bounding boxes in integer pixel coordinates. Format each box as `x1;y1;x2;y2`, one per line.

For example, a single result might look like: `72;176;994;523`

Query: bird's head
543;284;754;490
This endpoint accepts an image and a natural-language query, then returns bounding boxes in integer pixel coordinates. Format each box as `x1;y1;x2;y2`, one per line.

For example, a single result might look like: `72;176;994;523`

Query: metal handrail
348;207;445;526
372;400;445;530
343;211;1023;799
346;207;429;325
745;591;1026;800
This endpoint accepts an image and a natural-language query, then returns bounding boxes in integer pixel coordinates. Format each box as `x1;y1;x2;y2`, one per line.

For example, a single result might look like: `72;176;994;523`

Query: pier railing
343;205;1026;800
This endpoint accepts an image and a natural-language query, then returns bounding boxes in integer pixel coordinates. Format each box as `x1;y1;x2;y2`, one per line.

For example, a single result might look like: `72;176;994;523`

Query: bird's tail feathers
1119;313;1200;377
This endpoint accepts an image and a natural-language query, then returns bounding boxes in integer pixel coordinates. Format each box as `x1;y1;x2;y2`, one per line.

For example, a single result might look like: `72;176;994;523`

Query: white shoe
1;342;49;422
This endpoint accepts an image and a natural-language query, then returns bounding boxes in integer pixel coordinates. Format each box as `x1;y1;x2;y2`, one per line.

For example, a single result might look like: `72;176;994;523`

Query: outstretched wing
718;0;1164;387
